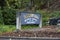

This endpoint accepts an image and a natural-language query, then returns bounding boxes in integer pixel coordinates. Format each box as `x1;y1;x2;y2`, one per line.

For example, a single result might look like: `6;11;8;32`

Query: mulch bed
0;26;60;37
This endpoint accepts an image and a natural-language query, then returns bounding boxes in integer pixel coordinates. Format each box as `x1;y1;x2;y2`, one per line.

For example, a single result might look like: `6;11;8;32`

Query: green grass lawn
21;24;39;30
0;24;39;33
0;25;16;33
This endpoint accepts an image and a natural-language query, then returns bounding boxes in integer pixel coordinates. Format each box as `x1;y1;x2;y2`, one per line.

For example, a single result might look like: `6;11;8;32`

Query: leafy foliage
3;7;16;25
0;7;3;24
0;0;49;25
0;0;60;33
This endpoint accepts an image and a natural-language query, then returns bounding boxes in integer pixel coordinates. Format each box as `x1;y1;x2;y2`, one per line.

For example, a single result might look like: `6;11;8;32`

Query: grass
0;24;39;33
57;29;60;32
0;25;16;33
21;24;39;30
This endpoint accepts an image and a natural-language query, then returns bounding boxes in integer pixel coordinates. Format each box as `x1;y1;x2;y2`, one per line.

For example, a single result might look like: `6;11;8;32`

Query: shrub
3;7;16;25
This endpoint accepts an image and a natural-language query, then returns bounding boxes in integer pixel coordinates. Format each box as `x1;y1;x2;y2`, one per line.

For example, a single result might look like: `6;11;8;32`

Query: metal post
39;15;42;28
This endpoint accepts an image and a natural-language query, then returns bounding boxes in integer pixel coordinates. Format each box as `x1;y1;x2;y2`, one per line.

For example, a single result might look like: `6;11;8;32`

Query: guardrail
0;36;60;40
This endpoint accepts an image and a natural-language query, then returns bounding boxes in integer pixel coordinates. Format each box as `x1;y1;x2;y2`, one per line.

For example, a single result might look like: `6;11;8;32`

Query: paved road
0;37;60;40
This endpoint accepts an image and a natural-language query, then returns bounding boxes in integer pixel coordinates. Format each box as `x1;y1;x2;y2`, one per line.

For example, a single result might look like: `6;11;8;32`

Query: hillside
48;0;60;11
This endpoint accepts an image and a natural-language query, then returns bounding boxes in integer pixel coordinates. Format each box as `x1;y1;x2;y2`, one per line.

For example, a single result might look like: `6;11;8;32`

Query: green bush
50;11;60;18
3;7;16;25
0;7;3;24
37;10;49;26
